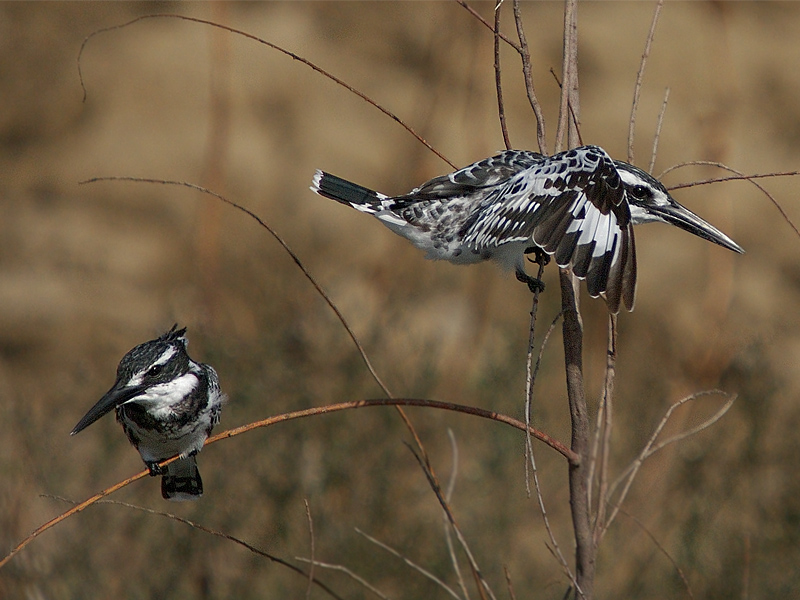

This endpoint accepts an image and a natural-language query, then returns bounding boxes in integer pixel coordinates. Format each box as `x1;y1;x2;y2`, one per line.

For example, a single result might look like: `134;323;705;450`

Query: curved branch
0;397;575;571
77;13;455;169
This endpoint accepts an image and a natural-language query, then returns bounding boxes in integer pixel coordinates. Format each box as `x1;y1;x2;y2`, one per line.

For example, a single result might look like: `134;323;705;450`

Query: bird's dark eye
147;364;164;377
630;185;650;200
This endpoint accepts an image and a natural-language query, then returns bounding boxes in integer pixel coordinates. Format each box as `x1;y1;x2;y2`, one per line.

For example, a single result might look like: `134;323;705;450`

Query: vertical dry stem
558;1;594;598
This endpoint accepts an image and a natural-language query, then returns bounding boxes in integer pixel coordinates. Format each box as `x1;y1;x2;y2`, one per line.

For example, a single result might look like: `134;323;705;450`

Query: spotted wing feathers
463;146;637;312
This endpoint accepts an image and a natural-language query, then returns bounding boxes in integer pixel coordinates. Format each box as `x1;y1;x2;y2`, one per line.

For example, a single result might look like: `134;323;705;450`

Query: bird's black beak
651;201;744;254
71;380;145;435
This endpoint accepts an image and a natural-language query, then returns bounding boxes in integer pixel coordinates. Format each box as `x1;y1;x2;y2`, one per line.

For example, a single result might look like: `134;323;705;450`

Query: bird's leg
516;268;546;294
524;246;551;267
145;461;163;477
518;247;549;294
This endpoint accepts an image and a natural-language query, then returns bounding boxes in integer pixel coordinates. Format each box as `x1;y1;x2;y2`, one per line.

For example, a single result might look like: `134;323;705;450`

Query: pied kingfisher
72;325;224;501
311;145;744;312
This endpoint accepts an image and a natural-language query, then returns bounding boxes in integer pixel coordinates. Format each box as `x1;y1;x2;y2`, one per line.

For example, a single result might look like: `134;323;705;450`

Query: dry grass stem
81;175;394;398
494;0;512;150
406;444;496;600
304;499;316;600
620;509;695;600
600;391;737;540
0;396;576;571
648;87;670;174
78;176;466;543
513;0;547;153
443;429;471;600
43;497;346;600
295;559;390;600
589;314;617;541
661;163;800;241
627;0;664;164
78;14;456;169
355;528;464;600
455;0;522;53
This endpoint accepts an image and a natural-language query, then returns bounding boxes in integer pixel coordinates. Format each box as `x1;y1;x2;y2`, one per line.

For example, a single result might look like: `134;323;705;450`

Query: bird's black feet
524;247;551;267
516;270;546;294
146;462;163;477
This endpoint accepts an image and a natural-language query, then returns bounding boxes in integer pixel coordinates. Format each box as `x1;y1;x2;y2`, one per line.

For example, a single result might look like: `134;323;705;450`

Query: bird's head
616;162;744;254
71;325;194;435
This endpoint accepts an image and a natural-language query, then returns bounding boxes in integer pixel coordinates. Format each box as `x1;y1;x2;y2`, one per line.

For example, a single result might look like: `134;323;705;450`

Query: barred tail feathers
311;170;387;214
161;455;203;501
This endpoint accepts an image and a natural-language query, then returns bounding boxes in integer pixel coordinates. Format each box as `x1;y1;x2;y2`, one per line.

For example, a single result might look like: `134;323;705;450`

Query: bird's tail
311;170;388;214
161;455;203;501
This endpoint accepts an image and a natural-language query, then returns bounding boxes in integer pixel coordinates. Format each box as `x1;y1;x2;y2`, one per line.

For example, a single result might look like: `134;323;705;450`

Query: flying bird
72;325;224;501
311;145;744;312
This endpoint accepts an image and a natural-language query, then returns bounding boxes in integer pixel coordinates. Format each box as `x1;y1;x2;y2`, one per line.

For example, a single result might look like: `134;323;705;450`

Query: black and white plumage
311;145;744;312
72;325;224;501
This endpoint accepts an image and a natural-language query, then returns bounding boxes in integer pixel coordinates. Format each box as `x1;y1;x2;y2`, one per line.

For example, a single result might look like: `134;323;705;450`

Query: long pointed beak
653;202;745;254
71;380;145;435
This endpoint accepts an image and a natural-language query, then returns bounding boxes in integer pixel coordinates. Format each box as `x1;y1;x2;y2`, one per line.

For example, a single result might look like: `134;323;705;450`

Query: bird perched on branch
311;145;744;312
72;325;224;501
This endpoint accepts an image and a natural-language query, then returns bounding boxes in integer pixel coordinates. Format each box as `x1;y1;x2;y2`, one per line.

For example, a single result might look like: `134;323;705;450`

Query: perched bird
72;325;224;501
311;145;744;312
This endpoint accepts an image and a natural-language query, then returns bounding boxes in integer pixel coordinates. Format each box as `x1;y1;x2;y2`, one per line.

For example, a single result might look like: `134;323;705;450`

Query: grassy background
2;2;800;598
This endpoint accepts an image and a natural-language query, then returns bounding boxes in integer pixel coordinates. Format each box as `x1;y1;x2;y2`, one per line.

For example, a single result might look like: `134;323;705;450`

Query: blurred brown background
2;2;799;598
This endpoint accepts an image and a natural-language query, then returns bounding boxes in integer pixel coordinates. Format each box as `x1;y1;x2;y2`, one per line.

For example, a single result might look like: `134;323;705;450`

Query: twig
406;444;496;600
0;397;576;571
648;87;670;174
667;170;800;189
78;176;453;528
600;391;736;541
627;0;664;165
619;509;695;600
355;528;463;600
42;496;346;600
295;559;390;600
512;0;547;154
524;310;574;587
589;314;616;542
524;259;552;493
444;429;470;600
304;499;316;600
557;1;593;598
503;566;518;600
81;176;393;398
77;13;456;170
454;0;522;53
494;1;512;150
661;162;800;241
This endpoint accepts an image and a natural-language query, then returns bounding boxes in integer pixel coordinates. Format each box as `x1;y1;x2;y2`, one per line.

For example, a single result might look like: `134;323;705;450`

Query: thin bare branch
628;0;664;164
619;509;695;600
78;13;456;169
304;499;316;600
43;496;345;600
667;170;800;189
648;87;670;174
82;176;393;398
503;566;518;600
494;1;512;150
661;162;800;241
601;391;736;540
454;0;522;52
512;0;547;154
444;429;470;600
524;259;553;492
406;444;496;600
295;559;390;600
356;528;463;600
590;314;616;542
0;396;577;571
